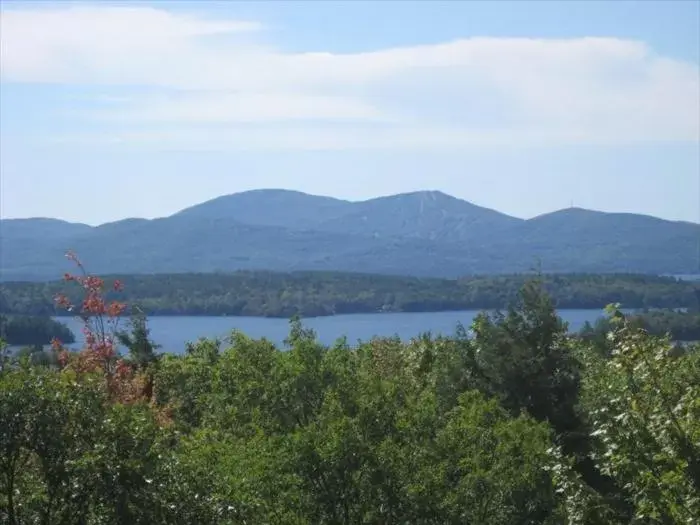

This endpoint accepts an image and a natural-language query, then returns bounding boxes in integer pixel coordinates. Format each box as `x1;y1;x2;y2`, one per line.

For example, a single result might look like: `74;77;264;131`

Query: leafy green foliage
468;280;583;446
10;344;60;367
550;310;700;524
2;272;698;524
580;309;700;344
116;310;161;368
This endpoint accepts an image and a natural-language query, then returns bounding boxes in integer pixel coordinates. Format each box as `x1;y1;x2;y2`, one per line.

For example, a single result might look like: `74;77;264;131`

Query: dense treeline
1;271;697;317
1;277;699;524
580;309;700;342
0;314;75;346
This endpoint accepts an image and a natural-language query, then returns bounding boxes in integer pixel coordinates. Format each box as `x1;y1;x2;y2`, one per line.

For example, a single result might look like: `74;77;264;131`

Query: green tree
469;279;583;451
579;310;700;523
116;310;161;368
0;314;75;346
550;309;700;524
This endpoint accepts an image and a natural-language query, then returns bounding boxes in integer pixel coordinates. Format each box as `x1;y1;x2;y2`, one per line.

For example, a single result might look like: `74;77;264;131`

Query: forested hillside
0;314;75;346
1;189;697;280
1;271;696;317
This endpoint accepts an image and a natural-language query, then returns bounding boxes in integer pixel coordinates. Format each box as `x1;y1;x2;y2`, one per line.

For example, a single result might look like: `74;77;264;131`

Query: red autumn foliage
52;251;151;405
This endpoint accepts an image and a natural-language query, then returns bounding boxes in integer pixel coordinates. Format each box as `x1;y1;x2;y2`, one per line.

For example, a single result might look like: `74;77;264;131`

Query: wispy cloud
1;5;698;149
85;92;390;124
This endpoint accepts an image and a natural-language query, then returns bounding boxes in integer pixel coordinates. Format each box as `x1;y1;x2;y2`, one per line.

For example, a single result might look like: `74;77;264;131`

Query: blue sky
1;0;698;225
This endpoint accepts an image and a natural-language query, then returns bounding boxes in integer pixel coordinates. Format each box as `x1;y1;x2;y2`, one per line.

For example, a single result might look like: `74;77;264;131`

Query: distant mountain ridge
1;189;698;281
173;189;353;229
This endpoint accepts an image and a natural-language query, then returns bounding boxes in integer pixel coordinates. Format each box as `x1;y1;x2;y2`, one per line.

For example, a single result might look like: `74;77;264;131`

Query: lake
52;309;613;353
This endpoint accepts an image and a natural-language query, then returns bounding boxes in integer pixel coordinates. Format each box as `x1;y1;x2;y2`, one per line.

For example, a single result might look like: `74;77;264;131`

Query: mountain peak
371;190;460;202
172;188;351;229
1;188;696;280
230;188;326;199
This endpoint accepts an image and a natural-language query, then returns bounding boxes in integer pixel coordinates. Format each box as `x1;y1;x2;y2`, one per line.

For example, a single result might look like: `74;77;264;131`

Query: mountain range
1;189;698;281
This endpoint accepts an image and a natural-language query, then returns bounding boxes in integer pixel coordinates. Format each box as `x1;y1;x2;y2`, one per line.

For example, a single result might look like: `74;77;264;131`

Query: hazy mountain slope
0;190;697;280
0;218;92;240
316;191;522;241
1;216;428;279
503;208;700;273
173;189;352;229
521;208;698;243
0;220;92;280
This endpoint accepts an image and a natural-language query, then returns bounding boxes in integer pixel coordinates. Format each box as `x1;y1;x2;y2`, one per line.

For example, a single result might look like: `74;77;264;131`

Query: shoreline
44;305;651;321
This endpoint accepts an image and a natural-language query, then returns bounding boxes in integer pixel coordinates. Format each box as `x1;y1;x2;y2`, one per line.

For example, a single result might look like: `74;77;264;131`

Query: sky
0;0;699;225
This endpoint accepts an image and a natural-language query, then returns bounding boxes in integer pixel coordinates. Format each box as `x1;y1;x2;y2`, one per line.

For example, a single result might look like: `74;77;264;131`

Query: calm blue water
672;274;700;282
52;309;612;354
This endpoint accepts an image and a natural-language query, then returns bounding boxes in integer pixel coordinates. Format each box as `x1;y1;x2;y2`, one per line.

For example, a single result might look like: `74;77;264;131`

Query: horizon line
0;187;698;227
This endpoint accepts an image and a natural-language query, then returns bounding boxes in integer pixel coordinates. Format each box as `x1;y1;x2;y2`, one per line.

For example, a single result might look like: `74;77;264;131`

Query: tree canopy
1;271;696;318
0;314;75;346
2;267;698;524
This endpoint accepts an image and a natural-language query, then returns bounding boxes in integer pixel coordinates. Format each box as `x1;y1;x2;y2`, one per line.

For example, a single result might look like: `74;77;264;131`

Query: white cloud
86;92;390;123
1;5;698;149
